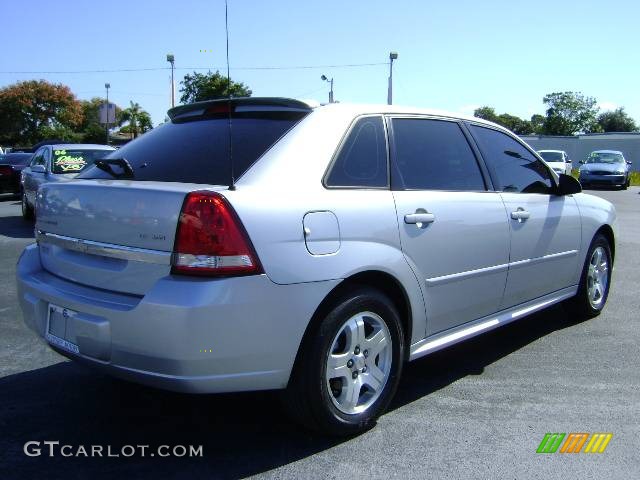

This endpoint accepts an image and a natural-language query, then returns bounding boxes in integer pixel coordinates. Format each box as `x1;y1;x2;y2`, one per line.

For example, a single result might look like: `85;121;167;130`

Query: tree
541;92;599;135
473;106;500;124
120;101;153;138
179;71;252;104
79;97;124;144
474;106;533;134
0;80;83;145
597;107;637;132
530;114;545;134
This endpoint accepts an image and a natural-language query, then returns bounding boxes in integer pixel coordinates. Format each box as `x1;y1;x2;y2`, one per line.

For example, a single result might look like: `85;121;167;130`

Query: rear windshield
52;149;111;174
1;153;32;166
78;111;308;185
538;151;563;162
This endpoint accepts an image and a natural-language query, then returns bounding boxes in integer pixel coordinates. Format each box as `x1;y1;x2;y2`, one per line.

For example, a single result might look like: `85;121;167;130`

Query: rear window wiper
94;158;135;179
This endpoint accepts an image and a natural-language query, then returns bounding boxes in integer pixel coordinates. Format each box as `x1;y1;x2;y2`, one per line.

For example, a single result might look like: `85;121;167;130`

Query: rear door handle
404;212;435;225
510;208;530;222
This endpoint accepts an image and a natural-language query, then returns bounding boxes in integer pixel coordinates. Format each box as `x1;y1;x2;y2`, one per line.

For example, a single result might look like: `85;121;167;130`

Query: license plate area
46;304;80;354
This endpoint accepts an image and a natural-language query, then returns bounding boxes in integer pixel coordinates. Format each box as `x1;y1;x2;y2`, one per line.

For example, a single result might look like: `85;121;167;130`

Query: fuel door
303;211;340;255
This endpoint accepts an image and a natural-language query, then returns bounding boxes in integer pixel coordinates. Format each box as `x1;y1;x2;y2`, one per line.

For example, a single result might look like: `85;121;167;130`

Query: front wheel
566;234;612;319
21;191;34;220
283;287;404;436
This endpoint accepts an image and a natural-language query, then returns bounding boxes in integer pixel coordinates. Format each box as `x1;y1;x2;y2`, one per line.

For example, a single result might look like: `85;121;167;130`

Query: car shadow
0;304;581;478
0;214;34;239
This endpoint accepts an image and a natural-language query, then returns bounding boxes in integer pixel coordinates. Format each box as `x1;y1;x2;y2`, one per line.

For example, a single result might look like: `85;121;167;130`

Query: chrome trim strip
425;263;508;286
36;231;171;265
508;249;578;270
409;286;578;361
425;250;579;286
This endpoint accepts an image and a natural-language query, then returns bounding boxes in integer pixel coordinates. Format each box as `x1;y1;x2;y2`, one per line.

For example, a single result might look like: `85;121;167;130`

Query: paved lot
1;188;639;479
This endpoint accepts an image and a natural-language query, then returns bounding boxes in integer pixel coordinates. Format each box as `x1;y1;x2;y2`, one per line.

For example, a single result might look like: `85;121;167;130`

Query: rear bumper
0;175;20;194
16;244;338;393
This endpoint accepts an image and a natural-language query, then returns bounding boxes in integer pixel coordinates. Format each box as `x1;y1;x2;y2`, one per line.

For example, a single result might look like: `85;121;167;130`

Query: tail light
0;166;13;176
171;191;262;276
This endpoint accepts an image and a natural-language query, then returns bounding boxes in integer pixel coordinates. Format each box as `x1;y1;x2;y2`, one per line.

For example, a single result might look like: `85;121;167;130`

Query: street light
387;51;398;105
104;82;110;144
166;53;175;108
321;74;334;103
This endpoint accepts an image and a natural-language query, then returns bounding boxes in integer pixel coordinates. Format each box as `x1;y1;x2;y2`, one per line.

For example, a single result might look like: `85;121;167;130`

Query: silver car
578;150;632;189
16;98;616;435
20;143;115;219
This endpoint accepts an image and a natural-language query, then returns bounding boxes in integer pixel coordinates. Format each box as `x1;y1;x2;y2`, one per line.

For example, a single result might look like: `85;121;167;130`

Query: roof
591;150;624;154
43;144;115;150
536;149;566;153
166;97;506;132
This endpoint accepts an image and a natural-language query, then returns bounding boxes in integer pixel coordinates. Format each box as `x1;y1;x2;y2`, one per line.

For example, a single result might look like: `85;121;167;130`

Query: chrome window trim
36;231;171;265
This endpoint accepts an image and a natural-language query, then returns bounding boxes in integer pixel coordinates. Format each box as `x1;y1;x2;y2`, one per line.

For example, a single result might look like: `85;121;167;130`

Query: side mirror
566;159;572;163
627;161;632;165
556;173;582;195
31;164;46;173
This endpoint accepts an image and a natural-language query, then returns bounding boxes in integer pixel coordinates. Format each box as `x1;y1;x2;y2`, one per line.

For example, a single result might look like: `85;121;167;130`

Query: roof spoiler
167;97;316;120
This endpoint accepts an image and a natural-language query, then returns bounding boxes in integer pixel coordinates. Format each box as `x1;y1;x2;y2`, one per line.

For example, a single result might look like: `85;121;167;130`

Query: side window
325;116;388;188
41;149;50;170
390;118;485;191
30;149;44;167
469;125;553;194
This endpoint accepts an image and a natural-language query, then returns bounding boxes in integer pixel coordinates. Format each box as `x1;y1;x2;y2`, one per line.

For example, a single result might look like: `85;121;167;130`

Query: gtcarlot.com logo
24;441;203;458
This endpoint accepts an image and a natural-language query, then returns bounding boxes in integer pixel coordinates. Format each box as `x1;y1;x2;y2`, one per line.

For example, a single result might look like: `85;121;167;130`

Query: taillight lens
171;191;262;276
0;166;13;176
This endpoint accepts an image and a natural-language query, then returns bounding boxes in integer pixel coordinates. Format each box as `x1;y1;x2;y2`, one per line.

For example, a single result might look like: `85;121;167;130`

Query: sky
1;0;639;127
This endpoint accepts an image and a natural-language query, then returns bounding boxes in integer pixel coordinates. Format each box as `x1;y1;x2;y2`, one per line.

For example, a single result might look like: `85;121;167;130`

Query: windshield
51;149;111;174
539;151;564;162
585;152;624;164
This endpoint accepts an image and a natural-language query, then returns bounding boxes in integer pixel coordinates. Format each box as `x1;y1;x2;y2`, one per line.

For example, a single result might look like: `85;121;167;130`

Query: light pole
104;82;110;144
321;74;334;103
387;51;398;105
167;53;175;108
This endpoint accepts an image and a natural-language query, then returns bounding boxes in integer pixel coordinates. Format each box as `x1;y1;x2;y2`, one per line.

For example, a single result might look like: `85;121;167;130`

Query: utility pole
104;82;110;144
167;54;175;108
387;51;398;105
321;74;334;103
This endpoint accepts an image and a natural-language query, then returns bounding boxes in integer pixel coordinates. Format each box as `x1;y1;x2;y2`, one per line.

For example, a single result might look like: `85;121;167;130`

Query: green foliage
530;114;545;134
541;92;599;135
179;71;252;104
119;101;153;138
473;106;533;134
597;107;638;132
79;97;124;143
0;80;83;145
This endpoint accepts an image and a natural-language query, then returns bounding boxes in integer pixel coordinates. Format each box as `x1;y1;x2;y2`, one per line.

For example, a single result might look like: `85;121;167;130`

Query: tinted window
391;118;485;191
51;149;112;174
470;125;553;194
79;111;307;185
30;149;46;167
325;116;387;187
1;153;32;166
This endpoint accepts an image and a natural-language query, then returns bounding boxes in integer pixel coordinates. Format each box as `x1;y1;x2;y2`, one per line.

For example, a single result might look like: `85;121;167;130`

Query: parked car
0;152;33;196
537;149;572;175
17;99;616;435
579;150;632;189
20;143;115;219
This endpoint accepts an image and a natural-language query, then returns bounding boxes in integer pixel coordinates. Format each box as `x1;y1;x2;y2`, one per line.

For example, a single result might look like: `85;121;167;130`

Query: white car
538;150;572;175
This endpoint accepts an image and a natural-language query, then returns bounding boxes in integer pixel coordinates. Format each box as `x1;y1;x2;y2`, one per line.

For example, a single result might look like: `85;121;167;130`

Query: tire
566;234;612;319
21;191;34;220
283;287;404;436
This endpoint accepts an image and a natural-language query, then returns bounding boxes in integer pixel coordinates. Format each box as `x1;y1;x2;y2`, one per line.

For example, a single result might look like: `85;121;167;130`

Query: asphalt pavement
0;188;638;479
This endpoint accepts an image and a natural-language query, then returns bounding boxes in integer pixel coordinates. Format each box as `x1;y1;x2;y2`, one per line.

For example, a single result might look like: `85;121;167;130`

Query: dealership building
521;132;640;171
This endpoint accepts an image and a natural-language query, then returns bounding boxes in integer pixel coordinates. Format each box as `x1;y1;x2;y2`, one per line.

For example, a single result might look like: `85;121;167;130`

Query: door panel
393;191;510;335
500;193;581;308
